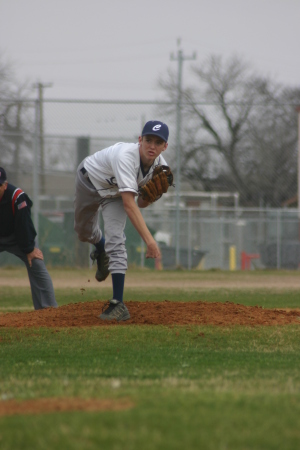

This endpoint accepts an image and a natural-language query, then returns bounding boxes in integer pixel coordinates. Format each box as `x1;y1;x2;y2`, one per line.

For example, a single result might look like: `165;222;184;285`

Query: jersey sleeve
111;151;139;194
13;191;37;254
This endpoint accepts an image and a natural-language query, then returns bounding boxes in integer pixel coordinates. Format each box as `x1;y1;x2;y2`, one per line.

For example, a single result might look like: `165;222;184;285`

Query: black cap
141;120;169;142
0;167;7;184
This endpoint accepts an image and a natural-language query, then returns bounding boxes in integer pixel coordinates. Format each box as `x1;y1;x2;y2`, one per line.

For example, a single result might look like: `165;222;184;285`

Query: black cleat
90;249;110;282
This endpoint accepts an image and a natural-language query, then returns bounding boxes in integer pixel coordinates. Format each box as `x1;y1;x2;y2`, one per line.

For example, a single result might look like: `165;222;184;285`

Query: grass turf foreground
1;269;300;449
0;325;300;450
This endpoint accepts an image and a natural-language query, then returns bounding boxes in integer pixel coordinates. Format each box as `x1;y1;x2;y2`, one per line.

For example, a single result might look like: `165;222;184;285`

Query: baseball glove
139;165;174;203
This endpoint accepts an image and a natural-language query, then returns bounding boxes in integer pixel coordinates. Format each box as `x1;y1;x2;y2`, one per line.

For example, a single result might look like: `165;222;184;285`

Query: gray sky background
0;0;299;100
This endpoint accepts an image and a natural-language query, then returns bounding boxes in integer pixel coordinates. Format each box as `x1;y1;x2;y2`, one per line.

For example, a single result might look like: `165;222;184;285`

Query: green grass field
1;268;300;449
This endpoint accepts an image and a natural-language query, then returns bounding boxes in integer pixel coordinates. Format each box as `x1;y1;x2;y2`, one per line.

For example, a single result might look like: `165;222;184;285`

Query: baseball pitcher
74;120;174;321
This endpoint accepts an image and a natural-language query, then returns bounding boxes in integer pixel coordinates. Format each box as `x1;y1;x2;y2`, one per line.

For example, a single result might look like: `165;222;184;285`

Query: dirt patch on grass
0;397;134;417
0;300;300;327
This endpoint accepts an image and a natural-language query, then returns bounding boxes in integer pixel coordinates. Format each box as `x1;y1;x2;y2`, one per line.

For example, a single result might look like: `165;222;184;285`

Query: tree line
159;55;300;207
0;56;33;186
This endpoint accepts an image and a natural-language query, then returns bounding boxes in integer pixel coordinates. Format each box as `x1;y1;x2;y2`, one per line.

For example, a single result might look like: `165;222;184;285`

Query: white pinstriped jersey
83;142;168;198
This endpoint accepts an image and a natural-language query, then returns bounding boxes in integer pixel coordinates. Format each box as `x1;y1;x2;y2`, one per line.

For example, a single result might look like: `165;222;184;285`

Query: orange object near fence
241;251;260;270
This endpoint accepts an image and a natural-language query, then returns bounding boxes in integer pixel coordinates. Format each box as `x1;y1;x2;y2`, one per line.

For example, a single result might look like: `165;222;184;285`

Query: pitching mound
0;398;134;417
0;300;300;327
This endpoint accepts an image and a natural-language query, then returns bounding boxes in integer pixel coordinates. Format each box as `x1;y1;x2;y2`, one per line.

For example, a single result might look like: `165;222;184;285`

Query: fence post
276;209;281;269
33;99;40;244
187;208;192;270
75;137;90;267
219;217;224;269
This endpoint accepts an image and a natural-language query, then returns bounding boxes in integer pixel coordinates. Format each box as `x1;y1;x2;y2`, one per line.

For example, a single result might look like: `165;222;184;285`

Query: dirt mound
0;300;300;327
0;398;134;417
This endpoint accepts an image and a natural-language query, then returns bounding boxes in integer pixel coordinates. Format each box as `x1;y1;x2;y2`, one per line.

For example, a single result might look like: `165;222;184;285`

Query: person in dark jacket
0;167;57;310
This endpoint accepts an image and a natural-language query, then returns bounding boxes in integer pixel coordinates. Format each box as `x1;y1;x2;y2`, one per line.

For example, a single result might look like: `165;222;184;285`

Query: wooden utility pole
170;39;196;267
33;82;52;194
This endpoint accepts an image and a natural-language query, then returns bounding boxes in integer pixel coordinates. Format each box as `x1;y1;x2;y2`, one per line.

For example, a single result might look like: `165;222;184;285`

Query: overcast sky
0;0;299;100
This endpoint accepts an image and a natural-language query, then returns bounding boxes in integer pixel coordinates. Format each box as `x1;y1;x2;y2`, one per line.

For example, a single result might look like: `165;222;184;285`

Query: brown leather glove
139;165;174;204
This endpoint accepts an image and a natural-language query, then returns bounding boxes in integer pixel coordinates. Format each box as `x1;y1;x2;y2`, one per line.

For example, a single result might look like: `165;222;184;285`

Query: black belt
80;167;93;185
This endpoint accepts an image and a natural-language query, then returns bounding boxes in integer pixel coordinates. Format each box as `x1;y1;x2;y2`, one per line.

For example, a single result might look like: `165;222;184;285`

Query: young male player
74;120;171;321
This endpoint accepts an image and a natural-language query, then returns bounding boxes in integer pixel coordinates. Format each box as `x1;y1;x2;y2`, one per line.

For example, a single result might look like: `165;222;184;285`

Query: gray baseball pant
0;235;58;310
74;163;128;274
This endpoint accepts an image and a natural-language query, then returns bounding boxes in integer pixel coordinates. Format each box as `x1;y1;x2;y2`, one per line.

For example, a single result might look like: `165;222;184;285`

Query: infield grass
1;286;300;310
1;268;300;449
1;267;300;311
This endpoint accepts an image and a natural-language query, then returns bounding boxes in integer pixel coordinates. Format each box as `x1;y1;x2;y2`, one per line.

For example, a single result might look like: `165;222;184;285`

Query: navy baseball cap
141;120;169;142
0;167;7;184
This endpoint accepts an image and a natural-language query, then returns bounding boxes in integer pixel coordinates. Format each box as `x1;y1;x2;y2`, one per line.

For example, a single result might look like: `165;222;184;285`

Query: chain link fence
0;98;299;270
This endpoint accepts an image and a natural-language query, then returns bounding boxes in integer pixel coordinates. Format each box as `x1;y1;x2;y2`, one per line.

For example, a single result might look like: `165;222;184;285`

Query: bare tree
159;55;300;206
0;56;34;183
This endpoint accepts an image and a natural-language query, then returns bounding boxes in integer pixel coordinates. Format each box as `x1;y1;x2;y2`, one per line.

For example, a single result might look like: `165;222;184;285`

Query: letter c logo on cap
152;125;162;131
